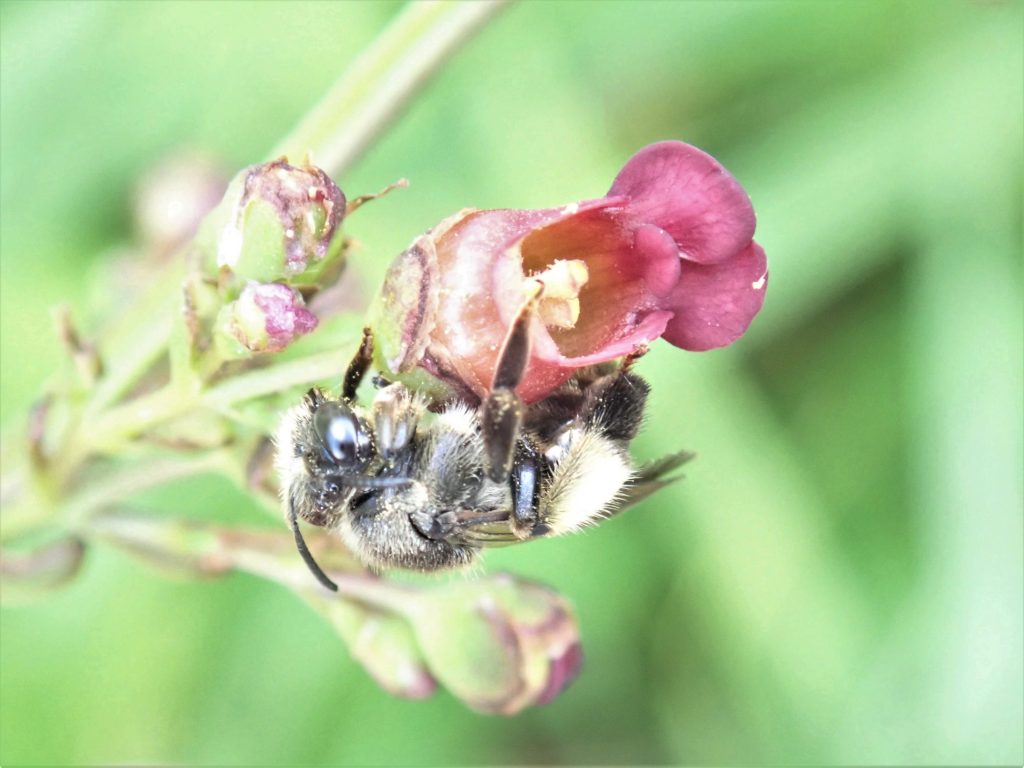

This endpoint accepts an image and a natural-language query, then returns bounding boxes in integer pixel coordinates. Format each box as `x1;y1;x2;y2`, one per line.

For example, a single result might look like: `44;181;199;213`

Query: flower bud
200;158;345;283
214;282;317;356
134;150;227;257
406;574;582;714
0;537;86;606
342;611;437;700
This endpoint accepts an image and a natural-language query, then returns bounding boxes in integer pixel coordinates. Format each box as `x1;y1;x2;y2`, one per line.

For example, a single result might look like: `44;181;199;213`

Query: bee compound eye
314;402;369;464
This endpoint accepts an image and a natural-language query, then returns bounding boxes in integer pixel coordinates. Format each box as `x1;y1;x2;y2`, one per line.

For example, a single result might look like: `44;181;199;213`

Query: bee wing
428;508;524;547
617;449;695;509
452;518;524;547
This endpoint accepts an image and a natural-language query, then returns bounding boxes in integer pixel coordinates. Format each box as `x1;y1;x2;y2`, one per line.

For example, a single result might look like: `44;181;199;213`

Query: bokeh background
1;1;1021;764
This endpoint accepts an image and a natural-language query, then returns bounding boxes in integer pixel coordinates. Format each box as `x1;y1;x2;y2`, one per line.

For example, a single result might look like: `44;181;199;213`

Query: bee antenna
288;504;338;592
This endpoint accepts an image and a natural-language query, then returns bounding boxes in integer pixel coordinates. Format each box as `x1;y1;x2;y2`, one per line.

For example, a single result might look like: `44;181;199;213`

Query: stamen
527;259;589;330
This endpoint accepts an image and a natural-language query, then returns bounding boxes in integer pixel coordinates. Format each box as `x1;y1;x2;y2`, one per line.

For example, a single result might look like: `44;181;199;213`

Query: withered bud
201;158;346;283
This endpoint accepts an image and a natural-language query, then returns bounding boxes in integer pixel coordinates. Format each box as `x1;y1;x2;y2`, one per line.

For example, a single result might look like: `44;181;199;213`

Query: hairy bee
275;300;690;590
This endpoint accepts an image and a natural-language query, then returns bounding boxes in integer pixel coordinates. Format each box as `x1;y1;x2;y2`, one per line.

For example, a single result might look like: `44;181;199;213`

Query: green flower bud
316;604;437;700
406;574;582;714
199;158;346;283
352;612;437;700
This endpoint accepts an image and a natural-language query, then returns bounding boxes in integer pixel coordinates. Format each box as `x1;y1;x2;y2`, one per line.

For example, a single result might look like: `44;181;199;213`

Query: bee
275;296;691;590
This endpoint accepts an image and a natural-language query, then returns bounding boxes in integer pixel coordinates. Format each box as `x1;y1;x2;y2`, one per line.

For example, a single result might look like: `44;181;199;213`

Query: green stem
61;346;353;480
63;453;233;529
1;452;231;543
61;386;197;477
229;546;415;615
270;0;508;176
203;348;351;409
88;512;414;615
82;260;186;420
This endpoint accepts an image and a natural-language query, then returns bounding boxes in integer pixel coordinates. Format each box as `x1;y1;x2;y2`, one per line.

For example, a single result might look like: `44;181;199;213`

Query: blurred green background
1;0;1021;764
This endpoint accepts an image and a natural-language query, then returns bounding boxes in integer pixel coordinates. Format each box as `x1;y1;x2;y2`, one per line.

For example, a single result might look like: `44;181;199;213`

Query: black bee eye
314;402;370;464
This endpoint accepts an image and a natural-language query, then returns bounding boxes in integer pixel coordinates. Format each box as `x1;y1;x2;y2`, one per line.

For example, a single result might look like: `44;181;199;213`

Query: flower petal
608;141;755;265
427;200;634;402
521;204;645;358
661;241;767;351
633;224;681;297
553;309;673;367
504;307;674;404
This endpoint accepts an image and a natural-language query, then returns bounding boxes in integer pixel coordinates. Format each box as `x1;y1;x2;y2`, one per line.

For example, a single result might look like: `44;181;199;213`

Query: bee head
285;392;412;592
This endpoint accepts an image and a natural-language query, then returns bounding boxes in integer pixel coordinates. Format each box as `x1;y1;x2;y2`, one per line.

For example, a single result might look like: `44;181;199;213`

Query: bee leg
370;383;425;459
481;390;524;483
342;326;374;401
509;439;549;538
480;286;542;482
410;508;515;543
578;357;651;442
303;387;327;409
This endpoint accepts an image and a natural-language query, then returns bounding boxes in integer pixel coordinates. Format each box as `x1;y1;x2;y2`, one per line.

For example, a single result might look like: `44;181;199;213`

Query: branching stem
271;0;508;176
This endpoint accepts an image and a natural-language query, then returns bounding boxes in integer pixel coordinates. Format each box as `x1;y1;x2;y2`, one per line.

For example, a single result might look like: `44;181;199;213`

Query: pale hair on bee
275;295;691;590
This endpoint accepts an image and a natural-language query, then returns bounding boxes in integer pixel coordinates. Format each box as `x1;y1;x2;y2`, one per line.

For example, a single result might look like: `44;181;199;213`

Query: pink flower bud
371;141;767;403
217;282;318;355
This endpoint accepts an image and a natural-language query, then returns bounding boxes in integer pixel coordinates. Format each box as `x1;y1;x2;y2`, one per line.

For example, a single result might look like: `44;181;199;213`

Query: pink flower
372;141;767;403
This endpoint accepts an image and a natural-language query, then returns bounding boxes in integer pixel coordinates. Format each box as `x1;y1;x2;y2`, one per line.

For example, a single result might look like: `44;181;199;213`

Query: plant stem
60;386;198;479
63;453;233;529
270;0;509;176
229;546;414;615
60;345;353;482
203;348;351;409
89;512;415;615
82;260;186;420
1;452;231;543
